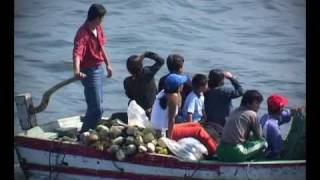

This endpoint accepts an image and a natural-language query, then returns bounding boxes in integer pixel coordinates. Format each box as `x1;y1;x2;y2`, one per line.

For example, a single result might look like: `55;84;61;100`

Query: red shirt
73;22;106;68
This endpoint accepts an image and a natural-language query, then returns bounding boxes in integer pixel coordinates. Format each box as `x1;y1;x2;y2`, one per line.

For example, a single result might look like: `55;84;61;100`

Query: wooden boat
14;77;306;180
14;115;305;180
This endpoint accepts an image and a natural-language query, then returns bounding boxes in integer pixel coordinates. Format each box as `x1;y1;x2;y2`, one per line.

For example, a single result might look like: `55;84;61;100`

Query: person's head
160;74;188;109
240;90;264;112
208;69;225;88
166;54;184;73
192;74;208;93
126;55;143;75
164;74;188;93
87;4;107;25
267;93;288;115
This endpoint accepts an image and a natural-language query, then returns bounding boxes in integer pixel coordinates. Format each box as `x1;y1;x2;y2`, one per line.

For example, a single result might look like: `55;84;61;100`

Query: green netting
282;112;306;160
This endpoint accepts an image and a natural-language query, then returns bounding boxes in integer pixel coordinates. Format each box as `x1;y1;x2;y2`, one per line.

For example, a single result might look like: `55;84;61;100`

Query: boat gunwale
14;115;306;168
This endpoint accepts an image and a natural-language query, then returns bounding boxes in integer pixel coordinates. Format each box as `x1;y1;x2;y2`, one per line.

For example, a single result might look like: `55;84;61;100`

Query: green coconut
125;144;137;155
116;149;126;161
146;142;155;153
135;135;144;145
112;136;124;145
90;142;104;151
138;145;148;153
107;144;120;154
126;136;135;145
143;133;155;144
110;126;124;138
157;137;167;148
96;125;109;137
126;126;139;136
142;128;156;136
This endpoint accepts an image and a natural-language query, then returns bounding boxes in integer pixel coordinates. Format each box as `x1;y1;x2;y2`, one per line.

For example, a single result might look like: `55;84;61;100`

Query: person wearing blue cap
150;74;218;157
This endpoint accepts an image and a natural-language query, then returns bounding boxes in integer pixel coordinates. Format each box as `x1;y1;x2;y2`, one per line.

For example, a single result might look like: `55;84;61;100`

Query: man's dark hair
159;86;180;109
240;90;263;107
127;55;143;75
167;54;184;72
87;4;107;22
208;69;224;88
192;74;207;90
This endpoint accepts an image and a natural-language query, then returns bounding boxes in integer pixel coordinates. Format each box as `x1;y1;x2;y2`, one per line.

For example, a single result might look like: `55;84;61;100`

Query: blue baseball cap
165;74;188;90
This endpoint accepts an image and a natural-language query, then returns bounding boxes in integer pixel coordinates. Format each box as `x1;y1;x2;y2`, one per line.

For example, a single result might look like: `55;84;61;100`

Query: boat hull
15;136;305;180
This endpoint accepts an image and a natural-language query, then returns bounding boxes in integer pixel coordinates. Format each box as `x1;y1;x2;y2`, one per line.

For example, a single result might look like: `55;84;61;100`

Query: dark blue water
14;0;305;178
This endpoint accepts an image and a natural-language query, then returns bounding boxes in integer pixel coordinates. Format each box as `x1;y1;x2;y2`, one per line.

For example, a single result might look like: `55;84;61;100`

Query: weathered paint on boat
14;116;306;180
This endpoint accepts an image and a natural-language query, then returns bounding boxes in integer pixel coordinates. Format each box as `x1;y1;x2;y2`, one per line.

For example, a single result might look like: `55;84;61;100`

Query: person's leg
80;65;104;133
242;139;267;160
171;122;218;156
203;122;223;143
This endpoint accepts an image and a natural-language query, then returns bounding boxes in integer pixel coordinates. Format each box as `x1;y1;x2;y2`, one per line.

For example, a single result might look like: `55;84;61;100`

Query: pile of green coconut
79;119;169;161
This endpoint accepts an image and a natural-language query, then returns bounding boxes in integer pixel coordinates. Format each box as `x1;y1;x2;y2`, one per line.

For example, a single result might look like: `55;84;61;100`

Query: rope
112;160;124;173
47;138;67;180
184;159;201;179
14;143;29;179
245;163;252;180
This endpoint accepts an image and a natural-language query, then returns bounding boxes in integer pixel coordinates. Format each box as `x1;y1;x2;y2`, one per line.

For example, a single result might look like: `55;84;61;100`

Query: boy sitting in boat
181;74;208;123
216;90;266;162
124;51;164;118
259;93;303;159
158;54;192;108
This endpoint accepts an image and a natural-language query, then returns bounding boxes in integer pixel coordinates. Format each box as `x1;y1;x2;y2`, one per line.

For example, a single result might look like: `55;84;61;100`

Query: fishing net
282;112;306;160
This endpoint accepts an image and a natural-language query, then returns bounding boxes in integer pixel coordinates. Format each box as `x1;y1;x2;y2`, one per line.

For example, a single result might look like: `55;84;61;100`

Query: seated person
182;74;208;122
204;69;243;134
158;54;192;107
259;93;301;159
217;90;266;162
124;51;164;117
151;74;218;157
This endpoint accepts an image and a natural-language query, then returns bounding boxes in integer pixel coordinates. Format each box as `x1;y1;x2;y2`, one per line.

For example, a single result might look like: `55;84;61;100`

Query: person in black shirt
124;51;164;117
204;69;243;137
158;54;192;110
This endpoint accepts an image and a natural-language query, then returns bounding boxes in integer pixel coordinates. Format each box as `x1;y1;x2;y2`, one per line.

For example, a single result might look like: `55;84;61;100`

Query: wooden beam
15;93;37;130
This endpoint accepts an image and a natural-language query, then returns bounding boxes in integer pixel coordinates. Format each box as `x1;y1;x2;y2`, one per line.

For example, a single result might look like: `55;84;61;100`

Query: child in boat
124;51;164;118
151;74;218;157
181;74;208;123
204;69;243;136
158;54;192;108
216;90;266;162
259;93;302;159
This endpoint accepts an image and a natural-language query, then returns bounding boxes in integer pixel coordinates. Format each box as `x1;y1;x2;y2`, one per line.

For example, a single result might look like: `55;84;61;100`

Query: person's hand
106;64;112;78
74;71;86;79
290;105;304;116
224;71;233;79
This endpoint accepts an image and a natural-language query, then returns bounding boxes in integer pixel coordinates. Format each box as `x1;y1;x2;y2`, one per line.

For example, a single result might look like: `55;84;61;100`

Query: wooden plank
15;93;37;130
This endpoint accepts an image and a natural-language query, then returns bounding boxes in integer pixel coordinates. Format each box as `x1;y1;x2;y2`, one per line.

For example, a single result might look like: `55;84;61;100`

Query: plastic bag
162;137;208;161
127;100;152;129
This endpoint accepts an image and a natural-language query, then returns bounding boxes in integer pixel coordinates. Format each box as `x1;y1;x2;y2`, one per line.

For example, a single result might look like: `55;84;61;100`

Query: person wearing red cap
259;93;300;159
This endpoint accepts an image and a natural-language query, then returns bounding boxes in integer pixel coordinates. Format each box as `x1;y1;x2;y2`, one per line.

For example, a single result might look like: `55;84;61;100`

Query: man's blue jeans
80;65;104;133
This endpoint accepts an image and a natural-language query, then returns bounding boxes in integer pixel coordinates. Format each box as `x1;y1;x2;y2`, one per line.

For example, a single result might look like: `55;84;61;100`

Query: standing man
73;4;112;133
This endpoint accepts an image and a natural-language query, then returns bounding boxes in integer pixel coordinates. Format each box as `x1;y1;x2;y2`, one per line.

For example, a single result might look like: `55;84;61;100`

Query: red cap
267;93;288;110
